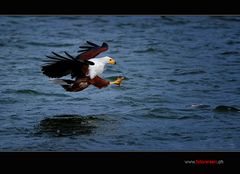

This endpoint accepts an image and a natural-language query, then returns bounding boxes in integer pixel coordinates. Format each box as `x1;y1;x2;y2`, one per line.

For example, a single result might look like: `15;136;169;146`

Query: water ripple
5;89;69;97
173;69;206;76
36;115;105;137
26;42;74;47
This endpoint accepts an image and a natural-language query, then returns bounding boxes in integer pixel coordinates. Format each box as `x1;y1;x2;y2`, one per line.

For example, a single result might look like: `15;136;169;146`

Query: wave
0;98;18;104
160;16;190;25
26;41;74;47
213;105;240;112
15;89;42;95
133;47;158;53
225;40;240;45
136;107;207;120
221;51;239;55
173;69;206;76
210;16;240;22
6;89;69;97
57;16;81;20
187;104;211;109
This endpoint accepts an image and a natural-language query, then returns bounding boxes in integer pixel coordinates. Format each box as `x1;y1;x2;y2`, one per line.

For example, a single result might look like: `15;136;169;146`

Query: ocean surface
0;16;240;151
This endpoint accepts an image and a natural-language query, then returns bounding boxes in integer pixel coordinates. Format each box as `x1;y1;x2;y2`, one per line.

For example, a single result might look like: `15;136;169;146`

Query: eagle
41;41;124;92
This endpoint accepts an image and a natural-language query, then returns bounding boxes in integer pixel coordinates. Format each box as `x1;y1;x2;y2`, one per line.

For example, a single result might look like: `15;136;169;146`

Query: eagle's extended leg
90;76;124;89
110;76;125;86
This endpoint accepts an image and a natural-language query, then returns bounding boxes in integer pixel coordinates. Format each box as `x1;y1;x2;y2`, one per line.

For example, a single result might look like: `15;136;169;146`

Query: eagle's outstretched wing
76;41;108;60
41;51;91;78
41;41;108;79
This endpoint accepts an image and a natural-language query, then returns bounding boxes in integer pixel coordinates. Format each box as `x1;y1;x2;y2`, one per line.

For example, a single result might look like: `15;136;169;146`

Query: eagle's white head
88;56;116;79
97;56;116;65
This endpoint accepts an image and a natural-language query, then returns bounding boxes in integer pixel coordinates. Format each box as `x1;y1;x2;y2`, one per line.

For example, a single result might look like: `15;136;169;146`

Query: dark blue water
0;16;240;151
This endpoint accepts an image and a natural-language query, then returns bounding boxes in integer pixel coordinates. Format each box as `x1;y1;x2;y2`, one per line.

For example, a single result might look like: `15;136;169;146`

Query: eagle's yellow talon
110;76;125;86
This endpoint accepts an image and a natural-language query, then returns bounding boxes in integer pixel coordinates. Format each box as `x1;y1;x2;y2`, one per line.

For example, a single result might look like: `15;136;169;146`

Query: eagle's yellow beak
108;58;116;64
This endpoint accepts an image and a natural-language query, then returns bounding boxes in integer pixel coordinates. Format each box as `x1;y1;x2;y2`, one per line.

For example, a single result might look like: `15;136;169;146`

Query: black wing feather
77;50;88;53
79;46;94;49
51;51;69;60
64;51;75;59
86;41;99;47
42;52;86;78
76;41;108;60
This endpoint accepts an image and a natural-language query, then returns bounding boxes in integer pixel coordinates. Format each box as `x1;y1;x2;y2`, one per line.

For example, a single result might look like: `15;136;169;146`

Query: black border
0;152;239;171
1;0;240;14
1;0;240;172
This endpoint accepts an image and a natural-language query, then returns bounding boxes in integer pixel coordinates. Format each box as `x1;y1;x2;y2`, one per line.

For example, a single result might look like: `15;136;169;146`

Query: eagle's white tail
50;79;67;85
50;79;74;85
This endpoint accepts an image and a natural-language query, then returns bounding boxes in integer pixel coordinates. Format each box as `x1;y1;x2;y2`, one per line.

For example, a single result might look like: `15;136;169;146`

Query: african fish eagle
41;41;124;92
